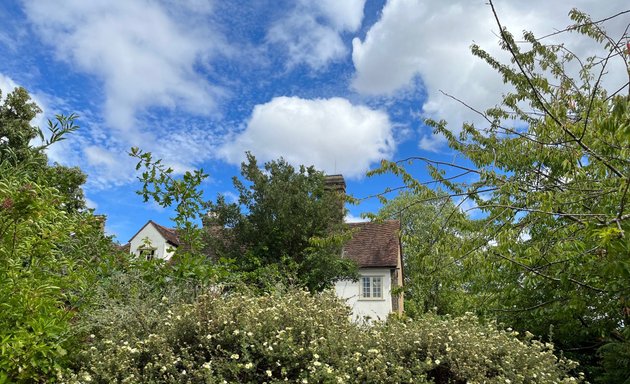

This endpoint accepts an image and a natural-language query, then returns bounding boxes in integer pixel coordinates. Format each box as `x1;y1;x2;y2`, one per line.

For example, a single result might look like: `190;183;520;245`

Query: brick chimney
324;174;346;195
325;174;346;220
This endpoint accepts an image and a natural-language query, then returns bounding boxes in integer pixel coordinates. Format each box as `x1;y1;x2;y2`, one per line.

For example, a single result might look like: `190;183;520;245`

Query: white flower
245;362;254;369
435;359;441;365
231;354;240;360
266;370;273;377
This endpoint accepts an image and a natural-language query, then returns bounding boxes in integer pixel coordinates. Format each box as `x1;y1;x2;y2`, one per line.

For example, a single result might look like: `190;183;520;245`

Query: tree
377;190;483;317
0;88;113;381
130;147;223;295
373;4;630;380
0;87;86;212
206;153;357;291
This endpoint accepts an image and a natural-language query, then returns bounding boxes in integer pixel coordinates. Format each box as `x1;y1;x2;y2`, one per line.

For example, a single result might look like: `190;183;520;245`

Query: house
335;220;404;320
125;175;404;320
128;220;179;261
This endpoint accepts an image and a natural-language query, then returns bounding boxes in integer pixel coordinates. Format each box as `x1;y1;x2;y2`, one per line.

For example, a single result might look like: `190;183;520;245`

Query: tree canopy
373;4;630;380
0;87;113;381
206;153;357;291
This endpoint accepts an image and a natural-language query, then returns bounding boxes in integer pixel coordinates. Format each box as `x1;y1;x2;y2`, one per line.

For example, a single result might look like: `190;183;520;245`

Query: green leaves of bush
66;289;581;383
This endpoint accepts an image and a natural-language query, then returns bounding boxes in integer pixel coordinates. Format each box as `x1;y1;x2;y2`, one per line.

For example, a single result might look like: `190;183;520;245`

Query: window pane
362;277;371;298
373;277;382;298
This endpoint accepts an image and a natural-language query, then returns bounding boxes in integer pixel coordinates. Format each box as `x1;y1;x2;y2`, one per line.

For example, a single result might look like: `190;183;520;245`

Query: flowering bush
64;289;582;383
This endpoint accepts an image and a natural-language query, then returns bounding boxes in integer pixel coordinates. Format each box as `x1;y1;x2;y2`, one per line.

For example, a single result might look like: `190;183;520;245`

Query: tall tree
0;87;86;212
206;153;357;291
378;190;483;317
373;5;630;380
0;87;112;381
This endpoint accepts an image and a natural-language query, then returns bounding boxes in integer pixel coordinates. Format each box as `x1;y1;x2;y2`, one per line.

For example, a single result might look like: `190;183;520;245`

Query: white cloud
268;0;366;69
345;213;369;223
84;145;136;187
19;1;231;187
85;197;98;210
220;96;394;178
22;0;224;141
352;0;630;149
0;73;19;95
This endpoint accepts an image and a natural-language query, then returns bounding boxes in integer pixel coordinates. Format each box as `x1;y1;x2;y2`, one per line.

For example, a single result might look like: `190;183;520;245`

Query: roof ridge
148;220;180;246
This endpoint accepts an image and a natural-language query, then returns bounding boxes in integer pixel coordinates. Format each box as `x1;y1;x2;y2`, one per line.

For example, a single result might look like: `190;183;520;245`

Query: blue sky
1;0;627;243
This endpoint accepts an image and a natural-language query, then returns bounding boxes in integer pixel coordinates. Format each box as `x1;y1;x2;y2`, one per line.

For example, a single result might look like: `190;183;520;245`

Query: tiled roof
128;220;180;246
117;243;131;253
151;220;180;246
343;220;400;268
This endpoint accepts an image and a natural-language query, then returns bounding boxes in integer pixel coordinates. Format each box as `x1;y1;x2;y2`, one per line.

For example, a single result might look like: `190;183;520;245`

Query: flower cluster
63;290;581;383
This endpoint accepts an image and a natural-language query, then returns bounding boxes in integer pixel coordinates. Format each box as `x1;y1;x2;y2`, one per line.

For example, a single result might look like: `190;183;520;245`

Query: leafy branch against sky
0;0;628;240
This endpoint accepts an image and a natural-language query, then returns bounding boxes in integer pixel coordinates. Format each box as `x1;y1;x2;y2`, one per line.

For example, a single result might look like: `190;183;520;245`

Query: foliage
371;4;630;380
206;152;357;291
64;288;581;384
130;147;208;255
0;88;114;382
0;165;113;382
377;191;483;317
0;87;86;212
129;147;229;296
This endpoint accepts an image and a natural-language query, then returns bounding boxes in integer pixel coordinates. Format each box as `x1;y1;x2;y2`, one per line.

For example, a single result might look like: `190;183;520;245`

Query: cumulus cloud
352;0;630;150
17;1;231;187
220;96;394;178
22;0;224;141
268;0;366;69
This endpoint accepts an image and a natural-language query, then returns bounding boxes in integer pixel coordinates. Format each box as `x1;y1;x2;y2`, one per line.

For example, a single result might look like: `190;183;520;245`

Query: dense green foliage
3;7;628;382
206;153;357;291
0;88;113;382
64;288;581;384
378;191;482;317
0;87;86;212
373;5;630;381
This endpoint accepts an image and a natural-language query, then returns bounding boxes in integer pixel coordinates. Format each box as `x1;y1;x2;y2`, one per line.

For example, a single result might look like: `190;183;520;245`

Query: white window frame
360;275;384;300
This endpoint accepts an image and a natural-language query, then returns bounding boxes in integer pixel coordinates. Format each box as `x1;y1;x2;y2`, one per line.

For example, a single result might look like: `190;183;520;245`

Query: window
360;276;383;299
138;246;157;261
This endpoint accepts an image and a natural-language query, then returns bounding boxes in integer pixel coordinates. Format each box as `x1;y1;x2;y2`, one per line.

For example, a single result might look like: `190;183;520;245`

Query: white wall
334;268;393;321
129;223;176;261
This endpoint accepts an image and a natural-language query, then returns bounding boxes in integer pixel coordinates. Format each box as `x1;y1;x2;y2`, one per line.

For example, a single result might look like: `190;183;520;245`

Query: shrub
0;175;112;382
65;289;581;383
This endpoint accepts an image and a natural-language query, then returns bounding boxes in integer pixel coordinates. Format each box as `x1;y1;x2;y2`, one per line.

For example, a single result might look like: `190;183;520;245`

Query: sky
0;0;628;243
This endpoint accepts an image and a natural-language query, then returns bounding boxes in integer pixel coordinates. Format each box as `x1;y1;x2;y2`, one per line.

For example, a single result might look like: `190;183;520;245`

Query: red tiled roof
343;220;400;268
128;220;180;246
151;221;180;246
